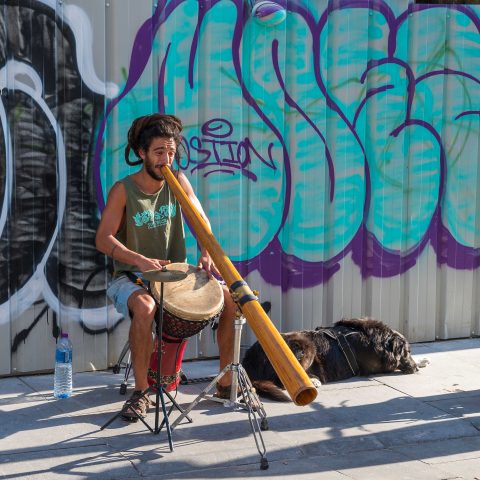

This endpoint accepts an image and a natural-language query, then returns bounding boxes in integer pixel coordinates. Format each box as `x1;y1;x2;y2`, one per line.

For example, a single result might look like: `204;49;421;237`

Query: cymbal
142;268;188;283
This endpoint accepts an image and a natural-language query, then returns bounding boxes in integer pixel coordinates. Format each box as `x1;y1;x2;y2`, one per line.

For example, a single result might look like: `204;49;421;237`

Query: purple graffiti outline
361;57;416;120
353;85;394;129
271;38;335;202
185;117;274;180
456;111;480;120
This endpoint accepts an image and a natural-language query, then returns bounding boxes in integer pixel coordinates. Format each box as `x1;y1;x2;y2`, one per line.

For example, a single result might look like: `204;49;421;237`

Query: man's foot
121;390;151;422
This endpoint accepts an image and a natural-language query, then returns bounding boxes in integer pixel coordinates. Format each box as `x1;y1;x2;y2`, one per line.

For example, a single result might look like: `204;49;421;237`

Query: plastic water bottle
54;333;73;399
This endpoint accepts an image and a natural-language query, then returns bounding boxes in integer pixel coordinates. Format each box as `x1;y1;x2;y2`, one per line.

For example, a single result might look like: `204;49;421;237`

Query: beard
145;162;164;181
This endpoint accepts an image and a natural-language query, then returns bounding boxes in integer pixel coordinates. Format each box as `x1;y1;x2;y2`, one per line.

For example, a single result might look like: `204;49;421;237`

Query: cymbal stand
171;315;269;470
101;280;193;450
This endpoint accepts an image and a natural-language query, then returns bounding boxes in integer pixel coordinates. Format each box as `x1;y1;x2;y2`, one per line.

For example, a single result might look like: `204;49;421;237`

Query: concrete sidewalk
1;339;480;479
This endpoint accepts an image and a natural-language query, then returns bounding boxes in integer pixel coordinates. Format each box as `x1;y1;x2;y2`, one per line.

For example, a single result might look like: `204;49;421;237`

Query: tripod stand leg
237;367;269;469
100;387;154;433
164;389;193;423
170;364;231;430
119;356;132;395
113;340;130;374
237;367;268;428
155;386;174;451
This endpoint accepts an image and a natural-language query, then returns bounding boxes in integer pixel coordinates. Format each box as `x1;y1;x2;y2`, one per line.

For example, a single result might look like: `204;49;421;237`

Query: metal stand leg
171;316;269;470
119;357;132;395
112;340;130;374
112;340;132;395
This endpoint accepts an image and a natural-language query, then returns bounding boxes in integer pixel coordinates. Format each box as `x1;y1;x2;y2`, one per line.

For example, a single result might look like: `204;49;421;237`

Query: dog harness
322;326;360;376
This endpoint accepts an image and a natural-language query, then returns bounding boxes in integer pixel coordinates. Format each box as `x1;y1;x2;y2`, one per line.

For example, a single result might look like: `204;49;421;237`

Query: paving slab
392;438;480;480
329;449;459;480
433;457;480;480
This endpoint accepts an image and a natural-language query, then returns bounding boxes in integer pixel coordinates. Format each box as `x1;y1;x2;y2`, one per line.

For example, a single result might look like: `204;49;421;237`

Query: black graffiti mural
0;0;114;347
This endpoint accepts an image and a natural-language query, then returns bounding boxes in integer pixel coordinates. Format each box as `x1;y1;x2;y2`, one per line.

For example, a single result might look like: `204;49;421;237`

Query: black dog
242;317;418;401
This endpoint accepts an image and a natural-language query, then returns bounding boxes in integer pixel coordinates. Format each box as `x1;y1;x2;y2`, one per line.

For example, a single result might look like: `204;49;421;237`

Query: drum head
150;263;224;321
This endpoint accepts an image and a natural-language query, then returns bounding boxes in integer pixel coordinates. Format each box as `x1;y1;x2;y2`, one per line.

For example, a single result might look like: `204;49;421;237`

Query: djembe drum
147;263;224;392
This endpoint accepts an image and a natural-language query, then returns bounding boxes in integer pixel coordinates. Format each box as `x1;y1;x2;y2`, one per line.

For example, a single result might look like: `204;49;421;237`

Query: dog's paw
310;378;322;388
415;357;430;368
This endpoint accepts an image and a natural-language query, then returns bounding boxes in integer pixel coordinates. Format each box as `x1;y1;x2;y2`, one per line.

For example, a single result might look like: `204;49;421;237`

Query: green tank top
113;175;187;276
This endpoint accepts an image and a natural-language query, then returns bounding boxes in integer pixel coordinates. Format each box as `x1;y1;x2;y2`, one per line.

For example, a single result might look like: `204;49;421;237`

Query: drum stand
101;278;192;450
170;315;270;470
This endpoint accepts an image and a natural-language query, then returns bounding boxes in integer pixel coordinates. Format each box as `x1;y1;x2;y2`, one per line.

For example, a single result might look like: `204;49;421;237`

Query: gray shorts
106;273;145;319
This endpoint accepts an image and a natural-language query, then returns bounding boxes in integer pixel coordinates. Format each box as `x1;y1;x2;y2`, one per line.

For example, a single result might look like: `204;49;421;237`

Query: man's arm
95;181;170;272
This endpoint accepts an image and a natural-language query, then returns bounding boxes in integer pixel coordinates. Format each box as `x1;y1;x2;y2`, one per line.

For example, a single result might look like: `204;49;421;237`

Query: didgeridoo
160;165;317;406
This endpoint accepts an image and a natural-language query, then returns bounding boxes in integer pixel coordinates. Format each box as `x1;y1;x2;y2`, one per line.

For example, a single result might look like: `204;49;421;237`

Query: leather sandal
121;391;151;422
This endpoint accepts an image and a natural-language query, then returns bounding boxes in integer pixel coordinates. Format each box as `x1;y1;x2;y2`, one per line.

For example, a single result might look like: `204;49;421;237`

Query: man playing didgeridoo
96;113;236;421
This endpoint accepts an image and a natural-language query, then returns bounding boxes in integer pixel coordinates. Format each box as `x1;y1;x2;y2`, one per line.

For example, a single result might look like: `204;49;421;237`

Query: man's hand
197;252;220;278
136;256;171;272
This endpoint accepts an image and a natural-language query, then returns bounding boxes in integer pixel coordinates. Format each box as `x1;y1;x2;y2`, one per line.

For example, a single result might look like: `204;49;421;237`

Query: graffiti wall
1;0;479;375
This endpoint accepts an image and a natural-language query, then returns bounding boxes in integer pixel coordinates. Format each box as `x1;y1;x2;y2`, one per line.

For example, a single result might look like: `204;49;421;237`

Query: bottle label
55;350;71;363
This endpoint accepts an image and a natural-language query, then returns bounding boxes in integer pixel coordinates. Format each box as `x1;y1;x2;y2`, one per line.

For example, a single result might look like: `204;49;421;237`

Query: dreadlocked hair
124;113;183;166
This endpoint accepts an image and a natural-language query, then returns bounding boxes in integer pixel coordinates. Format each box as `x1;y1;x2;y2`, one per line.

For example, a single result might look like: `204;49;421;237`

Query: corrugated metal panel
0;0;479;375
